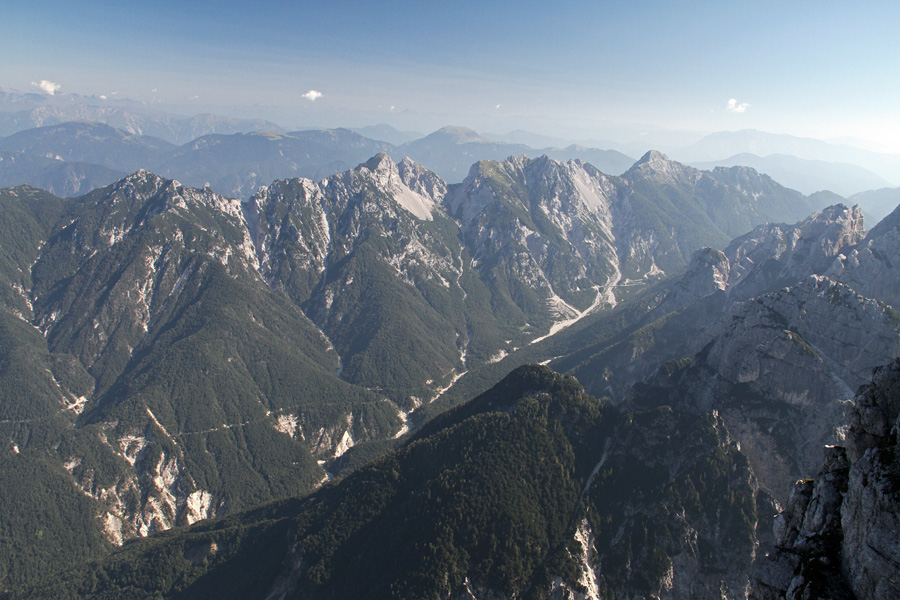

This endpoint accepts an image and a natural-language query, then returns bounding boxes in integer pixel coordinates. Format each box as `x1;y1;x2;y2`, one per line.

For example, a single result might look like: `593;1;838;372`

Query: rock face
750;448;854;600
703;276;898;402
689;276;899;501
648;246;731;316
624;277;900;505
751;359;900;600
840;360;900;599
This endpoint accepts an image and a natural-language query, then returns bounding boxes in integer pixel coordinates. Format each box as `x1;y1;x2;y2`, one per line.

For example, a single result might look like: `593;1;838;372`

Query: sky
4;0;900;151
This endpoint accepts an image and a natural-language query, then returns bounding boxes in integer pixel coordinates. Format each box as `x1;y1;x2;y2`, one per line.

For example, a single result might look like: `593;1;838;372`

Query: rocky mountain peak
628;149;672;172
396;155;420;171
104;169;168;204
247;129;289;141
805;204;866;262
776;203;864;266
816;202;865;231
119;168;164;185
396;156;447;204
624;149;697;185
444;159;505;224
103;170;241;219
636;149;668;164
709;164;784;194
361;151;396;173
357;152;440;220
526;152;554;169
712;164;758;178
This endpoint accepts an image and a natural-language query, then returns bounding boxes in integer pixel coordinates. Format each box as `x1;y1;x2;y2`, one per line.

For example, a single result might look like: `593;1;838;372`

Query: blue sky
4;1;899;150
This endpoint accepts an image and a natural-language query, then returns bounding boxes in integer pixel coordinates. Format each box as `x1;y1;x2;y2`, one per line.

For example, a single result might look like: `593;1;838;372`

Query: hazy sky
5;1;899;150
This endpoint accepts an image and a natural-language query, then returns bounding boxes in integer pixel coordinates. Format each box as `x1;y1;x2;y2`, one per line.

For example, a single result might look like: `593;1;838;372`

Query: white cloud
99;95;107;100
496;104;501;110
151;88;158;93
727;98;750;113
302;89;323;101
31;80;61;95
188;95;199;100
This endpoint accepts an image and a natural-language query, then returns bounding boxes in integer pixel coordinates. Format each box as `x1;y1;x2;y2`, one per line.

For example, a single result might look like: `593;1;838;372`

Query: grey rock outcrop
840;360;900;599
751;447;853;600
751;359;900;600
706;199;900;313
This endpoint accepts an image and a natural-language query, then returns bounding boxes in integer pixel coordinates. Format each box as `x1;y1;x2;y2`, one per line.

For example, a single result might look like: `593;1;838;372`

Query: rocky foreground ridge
751;358;900;599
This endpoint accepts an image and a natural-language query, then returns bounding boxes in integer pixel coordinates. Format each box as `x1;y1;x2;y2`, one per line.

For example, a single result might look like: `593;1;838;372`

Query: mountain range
4;119;898;235
692;153;892;198
0;121;637;197
0;140;899;598
3;87;898;194
0;89;281;144
674;129;900;189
